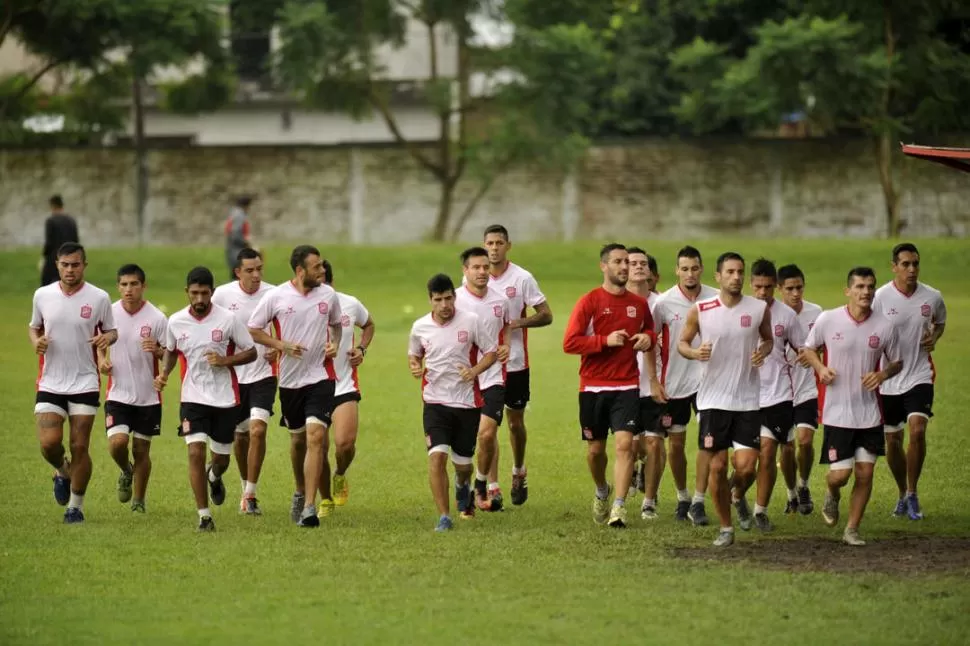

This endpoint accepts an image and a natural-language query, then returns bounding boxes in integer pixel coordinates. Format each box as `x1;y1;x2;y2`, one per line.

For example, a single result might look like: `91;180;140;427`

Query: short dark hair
117;263;146;283
235;195;253;208
892;242;919;263
236;247;261;268
627;247;659;275
56;242;85;261
427;273;455;296
600;242;626;261
460;246;489;266
846;266;876;287
716;251;744;272
186;266;215;290
677;245;703;265
777;264;805;283
49;194;64;209
751;257;777;280
323;259;333;285
483;224;509;240
289;244;321;272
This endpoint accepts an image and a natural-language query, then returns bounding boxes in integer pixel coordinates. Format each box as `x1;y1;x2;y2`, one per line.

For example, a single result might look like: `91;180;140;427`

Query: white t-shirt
247;281;342;390
212;280;276;385
637;291;660;397
873;281;947;395
759;299;806;408
787;301;823;406
164;304;255;408
334;292;371;397
408;309;497;409
106;300;168;406
30;282;116;395
695;294;767;412
803;306;900;429
653;284;719;399
455;285;510;391
486;262;546;373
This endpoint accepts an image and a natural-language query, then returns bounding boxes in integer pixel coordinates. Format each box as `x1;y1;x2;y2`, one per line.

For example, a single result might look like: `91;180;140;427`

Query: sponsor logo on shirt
774;324;784;337
831;332;844;342
457;330;468;343
627;306;638;318
178;332;190;343
888;307;898;316
229;303;240;311
699;300;721;312
80;305;92;319
341;314;351;327
139;325;152;338
493;305;504;318
211;329;224;343
920;303;931;317
868;335;880;349
505;286;517;299
318;302;329;316
740;314;752;328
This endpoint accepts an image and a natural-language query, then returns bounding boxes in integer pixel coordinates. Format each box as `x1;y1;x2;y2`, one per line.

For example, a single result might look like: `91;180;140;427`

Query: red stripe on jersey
499;327;508;383
470;344;483;407
351;365;360;393
929;353;936;384
153;356;161;404
271;318;282;377
660;323;670;385
36;355;44;392
520;305;529;368
227;342;240;405
178;351;187;382
817;346;828;424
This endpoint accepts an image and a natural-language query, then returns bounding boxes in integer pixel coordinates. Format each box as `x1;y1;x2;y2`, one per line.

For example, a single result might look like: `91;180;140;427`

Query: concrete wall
1;138;967;249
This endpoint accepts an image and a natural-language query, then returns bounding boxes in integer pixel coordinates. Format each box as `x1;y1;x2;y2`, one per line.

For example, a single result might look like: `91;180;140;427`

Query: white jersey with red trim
334;292;370;397
164;304;255;408
695;294;767;412
247;280;342;389
455;285;510;391
30;281;116;395
486;262;546;373
787;300;823;406
212;281;276;385
637;291;660;397
106;300;168;406
653;284;719;399
759;299;806;407
873;281;947;395
804;306;900;429
408;309;497;409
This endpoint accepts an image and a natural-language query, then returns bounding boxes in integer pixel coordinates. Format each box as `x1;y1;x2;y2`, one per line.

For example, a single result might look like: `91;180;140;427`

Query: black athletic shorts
481;385;505;424
637;397;665;436
279;380;335;430
35;390;100;415
579;389;640;441
820;425;885;464
235;377;277;424
662;394;697;429
793;398;819;429
697;408;760;452
423;403;479;459
332;391;362;411
105;401;162;437
178;403;236;446
882;384;934;429
760;400;795;443
505;369;530;410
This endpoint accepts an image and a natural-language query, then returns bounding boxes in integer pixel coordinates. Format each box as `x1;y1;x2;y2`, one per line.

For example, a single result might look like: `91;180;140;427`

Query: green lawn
1;239;968;645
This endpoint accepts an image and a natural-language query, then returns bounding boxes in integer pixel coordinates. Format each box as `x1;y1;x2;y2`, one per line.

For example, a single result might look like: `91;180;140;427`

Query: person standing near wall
40;195;80;286
224;196;255;282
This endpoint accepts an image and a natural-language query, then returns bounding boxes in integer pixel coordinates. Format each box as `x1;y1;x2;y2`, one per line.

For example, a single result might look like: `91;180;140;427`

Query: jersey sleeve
154;313;168;343
407;323;424;358
474;313;498;355
29;291;43;329
933;293;947;325
247;290;274;330
562;293;604;355
522;273;547;308
230;314;255;351
98;294;116;332
883;323;902;364
164;320;178;352
328;292;343;326
803;312;826;350
651;300;665;333
354;299;370;327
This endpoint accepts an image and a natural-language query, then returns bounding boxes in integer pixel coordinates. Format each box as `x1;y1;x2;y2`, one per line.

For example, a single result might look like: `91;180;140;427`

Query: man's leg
667;430;690;508
846;459;875;536
796;425;816;513
642;434;666;517
822;464;852;527
731;447;758;531
754;437;779;531
905;414;929;519
66;414;95;514
429;449;451;518
588;438;610;524
37;411;70;505
107;428;133;503
610;430;635;527
331;401;359;506
708;449;731;531
319;426;332;502
244;415;269;505
475;413;499;510
690;449;712;526
131;436;152;508
885;429;907;504
300;420;326;525
233;422;250;504
507;407;528;505
187;438;210;513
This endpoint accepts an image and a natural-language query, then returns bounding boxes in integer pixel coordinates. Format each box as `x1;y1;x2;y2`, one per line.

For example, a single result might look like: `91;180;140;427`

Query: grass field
1;239;969;645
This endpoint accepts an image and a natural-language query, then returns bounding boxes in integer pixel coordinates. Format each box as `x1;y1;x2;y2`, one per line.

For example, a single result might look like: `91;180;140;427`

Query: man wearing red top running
563;243;656;528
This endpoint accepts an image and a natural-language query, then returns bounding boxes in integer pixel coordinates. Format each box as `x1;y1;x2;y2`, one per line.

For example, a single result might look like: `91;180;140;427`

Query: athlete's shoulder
85;282;112;302
410;312;433;332
167;306;192;324
802;300;823;316
213;281;236;296
337;291;362;308
918;281;944;300
773;299;798;320
699;285;719;298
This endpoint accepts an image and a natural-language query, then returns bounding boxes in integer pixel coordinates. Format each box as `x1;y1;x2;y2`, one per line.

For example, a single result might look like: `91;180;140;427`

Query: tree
670;0;970;236
278;0;607;241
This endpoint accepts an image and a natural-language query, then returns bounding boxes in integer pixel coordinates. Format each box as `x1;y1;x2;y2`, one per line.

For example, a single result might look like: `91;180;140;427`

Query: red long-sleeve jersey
562;287;655;391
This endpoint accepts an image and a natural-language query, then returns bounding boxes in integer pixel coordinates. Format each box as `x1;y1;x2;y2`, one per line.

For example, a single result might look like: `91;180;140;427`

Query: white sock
512;465;526;476
787;488;797;500
208;467;219;483
692;492;706;504
797;477;809;488
720;526;735;533
244;481;257;496
596;485;610;500
475;471;487;482
754;504;767;515
643;498;656;508
614;497;625;507
198;507;211;519
677;489;690;502
68;493;84;510
487;482;500;492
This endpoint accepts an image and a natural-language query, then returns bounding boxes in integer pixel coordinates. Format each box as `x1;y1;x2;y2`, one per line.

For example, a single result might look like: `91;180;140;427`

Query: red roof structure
900;144;970;174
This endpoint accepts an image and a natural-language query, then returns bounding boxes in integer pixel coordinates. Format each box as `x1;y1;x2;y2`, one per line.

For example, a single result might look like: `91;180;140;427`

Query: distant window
230;0;272;82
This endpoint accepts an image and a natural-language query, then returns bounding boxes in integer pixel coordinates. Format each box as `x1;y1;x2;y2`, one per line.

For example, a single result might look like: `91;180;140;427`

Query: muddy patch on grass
672;536;970;575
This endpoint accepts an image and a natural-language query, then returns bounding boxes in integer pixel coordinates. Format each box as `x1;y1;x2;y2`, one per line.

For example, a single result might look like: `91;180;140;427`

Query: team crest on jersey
457;330;469;343
831;332;844;342
740;314;752;328
920;303;931;317
493;305;504;318
318;302;329;316
774;324;784;337
868;335;880;349
139;325;152;338
80;305;92;319
505;286;517;299
627;306;638;318
341;314;351;327
211;329;224;342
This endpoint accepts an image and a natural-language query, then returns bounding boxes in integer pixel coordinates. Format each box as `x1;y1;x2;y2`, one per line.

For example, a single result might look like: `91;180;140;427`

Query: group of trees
3;0;969;238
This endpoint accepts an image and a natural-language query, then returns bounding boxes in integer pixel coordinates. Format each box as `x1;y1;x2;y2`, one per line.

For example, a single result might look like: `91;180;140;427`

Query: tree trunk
431;179;455;242
132;76;149;245
876;131;900;237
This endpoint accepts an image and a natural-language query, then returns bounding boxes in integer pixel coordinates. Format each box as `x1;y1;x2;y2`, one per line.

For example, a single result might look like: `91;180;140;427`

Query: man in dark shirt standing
41;195;80;286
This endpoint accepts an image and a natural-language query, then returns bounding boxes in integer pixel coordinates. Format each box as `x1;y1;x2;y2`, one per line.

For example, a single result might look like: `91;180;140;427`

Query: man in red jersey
563;243;655;528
